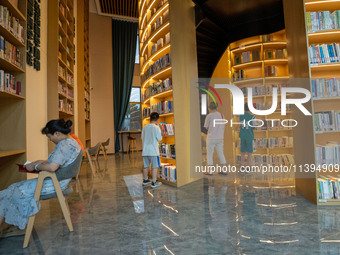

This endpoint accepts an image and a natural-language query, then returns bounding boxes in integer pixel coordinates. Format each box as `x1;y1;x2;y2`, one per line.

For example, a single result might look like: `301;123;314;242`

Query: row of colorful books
0;70;21;95
58;81;74;99
142;77;172;101
236;153;295;165
318;175;340;200
58;99;73;114
234;50;260;64
0;5;26;43
159;123;174;136
311;78;340;99
151;100;172;114
240;83;288;97
250;136;293;149
141;53;171;83
0;36;24;68
309;43;340;64
306;10;340;32
316;142;340;166
159;163;176;183
264;49;287;59
159;143;175;159
314;111;340;132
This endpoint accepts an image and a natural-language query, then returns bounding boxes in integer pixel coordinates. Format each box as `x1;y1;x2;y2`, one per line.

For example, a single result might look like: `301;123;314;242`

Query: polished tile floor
1;153;340;254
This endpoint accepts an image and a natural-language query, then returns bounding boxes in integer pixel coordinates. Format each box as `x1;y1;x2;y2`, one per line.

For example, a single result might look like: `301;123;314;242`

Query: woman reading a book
0;119;81;238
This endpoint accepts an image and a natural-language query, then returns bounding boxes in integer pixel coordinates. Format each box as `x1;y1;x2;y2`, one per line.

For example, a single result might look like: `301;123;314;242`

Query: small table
118;130;141;153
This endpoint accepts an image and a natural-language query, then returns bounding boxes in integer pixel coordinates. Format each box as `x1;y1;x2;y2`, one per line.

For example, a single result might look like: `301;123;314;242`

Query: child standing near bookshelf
204;102;227;175
142;112;162;188
239;103;255;167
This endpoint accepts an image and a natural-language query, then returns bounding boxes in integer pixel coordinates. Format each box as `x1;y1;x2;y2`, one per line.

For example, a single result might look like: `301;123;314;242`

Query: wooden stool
127;136;137;153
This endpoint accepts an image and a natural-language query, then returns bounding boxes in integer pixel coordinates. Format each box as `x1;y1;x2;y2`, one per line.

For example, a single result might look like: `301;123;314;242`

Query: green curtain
112;19;138;152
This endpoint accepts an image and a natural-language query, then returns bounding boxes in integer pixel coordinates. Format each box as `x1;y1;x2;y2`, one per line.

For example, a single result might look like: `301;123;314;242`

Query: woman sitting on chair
0;119;81;238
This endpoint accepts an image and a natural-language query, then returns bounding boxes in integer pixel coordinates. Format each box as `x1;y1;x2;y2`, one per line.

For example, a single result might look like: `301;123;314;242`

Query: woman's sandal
0;226;25;239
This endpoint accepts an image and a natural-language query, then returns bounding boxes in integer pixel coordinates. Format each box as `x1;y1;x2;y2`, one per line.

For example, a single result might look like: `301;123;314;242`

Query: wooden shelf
308;30;340;44
310;63;340;71
159;112;174;118
59;110;74;116
233;60;262;69
230;42;262;53
142;66;172;88
264;59;288;65
0;0;26;21
262;41;287;48
142;89;173;104
142;2;169;41
313;96;340;101
233;78;264;85
315;130;340;134
0;91;24;99
141;43;171;74
0;150;25;158
160;156;176;160
141;21;170;56
0;24;25;47
0;57;24;72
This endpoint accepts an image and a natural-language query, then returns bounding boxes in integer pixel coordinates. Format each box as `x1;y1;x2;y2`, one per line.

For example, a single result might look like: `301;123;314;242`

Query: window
121;87;141;131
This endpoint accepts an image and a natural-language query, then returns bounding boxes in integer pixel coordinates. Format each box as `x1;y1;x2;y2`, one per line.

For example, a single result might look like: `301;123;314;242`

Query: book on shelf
165;32;170;45
163;9;169;22
0;36;24;68
241;85;266;96
306;10;340;33
141;53;171;83
247;136;293;149
314;111;340;132
234;54;241;65
266;83;288;95
318;175;340;200
316;142;340;166
309;43;340;64
262;34;272;42
312;78;340;98
156;38;164;51
0;70;21;95
143;107;150;118
0;5;26;43
264;66;277;77
142;77;172;101
252;50;260;61
159;143;175;159
236;153;295;165
233;69;245;81
242;51;251;63
159;123;175;136
265;49;274;59
159;163;176;182
151;100;172;114
275;48;287;59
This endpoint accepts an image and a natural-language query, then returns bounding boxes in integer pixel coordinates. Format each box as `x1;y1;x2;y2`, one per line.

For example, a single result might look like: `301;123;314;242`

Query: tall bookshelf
139;0;201;187
48;0;75;144
283;0;340;205
76;0;91;148
217;30;295;168
0;0;27;189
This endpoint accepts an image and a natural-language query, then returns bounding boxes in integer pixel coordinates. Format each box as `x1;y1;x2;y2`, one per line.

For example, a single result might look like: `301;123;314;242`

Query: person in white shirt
142;112;162;188
204;102;227;175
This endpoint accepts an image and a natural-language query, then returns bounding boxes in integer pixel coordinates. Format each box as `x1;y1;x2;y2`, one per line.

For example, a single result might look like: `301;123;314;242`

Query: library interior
1;0;340;254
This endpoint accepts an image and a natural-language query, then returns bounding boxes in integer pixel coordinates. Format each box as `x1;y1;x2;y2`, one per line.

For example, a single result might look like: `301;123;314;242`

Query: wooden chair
83;143;101;176
23;151;84;248
100;138;110;161
127;136;137;153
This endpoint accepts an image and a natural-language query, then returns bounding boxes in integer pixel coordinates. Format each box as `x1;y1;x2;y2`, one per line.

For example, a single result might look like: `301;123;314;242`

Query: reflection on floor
0;153;340;254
